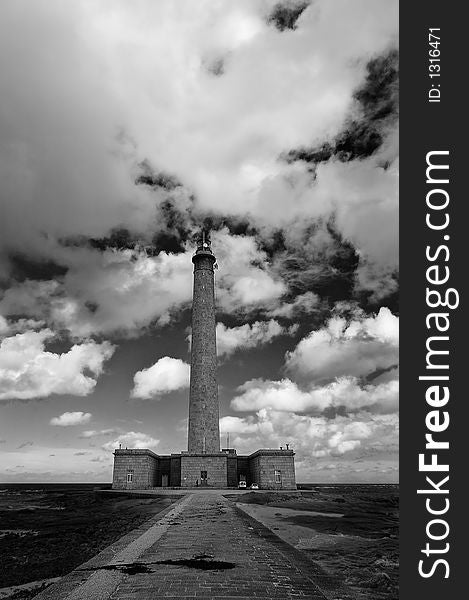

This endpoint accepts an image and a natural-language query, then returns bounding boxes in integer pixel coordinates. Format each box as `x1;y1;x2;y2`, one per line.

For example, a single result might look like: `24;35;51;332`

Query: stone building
112;232;296;490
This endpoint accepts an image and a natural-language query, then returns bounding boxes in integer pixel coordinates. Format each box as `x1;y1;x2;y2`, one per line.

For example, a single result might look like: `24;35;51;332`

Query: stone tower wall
187;250;220;453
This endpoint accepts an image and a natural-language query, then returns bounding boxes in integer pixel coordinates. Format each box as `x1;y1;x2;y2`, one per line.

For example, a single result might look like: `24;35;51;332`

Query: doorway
161;474;169;487
200;470;208;486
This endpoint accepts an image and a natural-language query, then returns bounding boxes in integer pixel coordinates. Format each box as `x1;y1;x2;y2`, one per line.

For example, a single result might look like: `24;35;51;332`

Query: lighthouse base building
112;233;296;491
112;448;296;490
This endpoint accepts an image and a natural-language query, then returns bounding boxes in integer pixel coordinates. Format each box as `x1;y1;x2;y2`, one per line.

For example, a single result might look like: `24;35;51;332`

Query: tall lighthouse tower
112;229;296;490
187;230;220;454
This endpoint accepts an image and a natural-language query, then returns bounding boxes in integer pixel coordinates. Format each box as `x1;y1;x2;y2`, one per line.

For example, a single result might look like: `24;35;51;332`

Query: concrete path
36;492;334;600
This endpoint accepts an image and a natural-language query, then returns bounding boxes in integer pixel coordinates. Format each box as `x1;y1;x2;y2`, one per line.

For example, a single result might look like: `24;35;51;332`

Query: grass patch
0;487;178;589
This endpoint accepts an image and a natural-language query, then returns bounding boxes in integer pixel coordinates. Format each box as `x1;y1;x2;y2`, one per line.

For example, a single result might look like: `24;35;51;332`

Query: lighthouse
112;230;296;490
187;230;220;454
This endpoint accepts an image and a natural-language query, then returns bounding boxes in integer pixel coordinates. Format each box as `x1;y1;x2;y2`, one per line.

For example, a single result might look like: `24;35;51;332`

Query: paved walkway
37;493;334;600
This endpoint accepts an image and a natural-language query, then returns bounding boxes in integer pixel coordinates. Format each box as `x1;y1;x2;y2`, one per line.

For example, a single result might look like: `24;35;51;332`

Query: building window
274;470;282;484
126;472;133;483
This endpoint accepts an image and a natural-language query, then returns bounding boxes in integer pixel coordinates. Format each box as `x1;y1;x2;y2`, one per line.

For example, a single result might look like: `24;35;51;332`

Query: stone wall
112;449;159;489
249;450;296;490
180;454;227;488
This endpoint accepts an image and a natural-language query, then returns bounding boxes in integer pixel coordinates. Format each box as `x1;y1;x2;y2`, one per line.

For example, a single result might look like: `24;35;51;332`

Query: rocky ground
0;486;179;599
226;486;399;600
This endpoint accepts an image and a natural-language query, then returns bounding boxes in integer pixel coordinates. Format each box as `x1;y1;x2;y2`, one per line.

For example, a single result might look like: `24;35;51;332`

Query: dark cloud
135;160;183;192
355;50;399;122
366;363;399;384
68;202;191;257
89;227;137;252
205;57;225;77
197;215;258;239
267;1;310;32
151;199;194;254
284;123;383;165
58;202;258;261
258;230;287;259
76;162;195;256
7;253;68;283
84;301;99;314
282;49;398;165
273;219;359;303
150;230;185;255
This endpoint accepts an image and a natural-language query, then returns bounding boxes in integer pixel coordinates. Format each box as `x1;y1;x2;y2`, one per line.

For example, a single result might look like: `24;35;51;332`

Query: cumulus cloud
216;319;296;357
219;415;259;434
79;429;117;439
286;307;398;382
225;304;399;479
50;412;92;427
0;315;46;337
224;407;398;462
232;376;398;414
102;431;160;452
0;249;194;338
131;357;190;399
213;230;287;313
0;329;115;401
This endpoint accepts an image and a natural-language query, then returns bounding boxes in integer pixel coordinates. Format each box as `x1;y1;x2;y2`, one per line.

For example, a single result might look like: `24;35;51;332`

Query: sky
0;0;399;483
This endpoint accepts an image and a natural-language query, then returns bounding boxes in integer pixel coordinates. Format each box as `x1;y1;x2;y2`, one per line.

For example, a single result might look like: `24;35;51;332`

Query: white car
238;481;247;488
250;483;259;490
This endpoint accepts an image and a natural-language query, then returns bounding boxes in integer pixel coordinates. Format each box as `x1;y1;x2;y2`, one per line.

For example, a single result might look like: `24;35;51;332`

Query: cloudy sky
0;0;398;483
